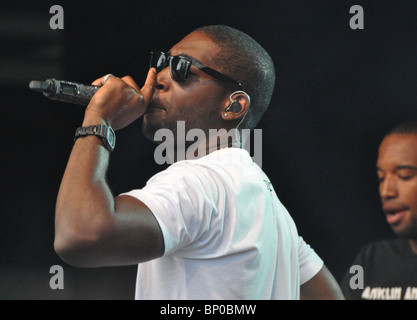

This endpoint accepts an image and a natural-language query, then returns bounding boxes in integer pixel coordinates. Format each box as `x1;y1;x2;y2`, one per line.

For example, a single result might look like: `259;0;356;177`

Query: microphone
29;79;100;106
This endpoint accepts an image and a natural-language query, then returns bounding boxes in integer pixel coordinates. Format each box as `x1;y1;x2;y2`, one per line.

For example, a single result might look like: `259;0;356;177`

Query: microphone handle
30;79;100;106
48;79;100;106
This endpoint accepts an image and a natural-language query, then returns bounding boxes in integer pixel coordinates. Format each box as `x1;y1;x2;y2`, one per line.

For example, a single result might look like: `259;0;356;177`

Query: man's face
377;133;417;238
142;31;228;142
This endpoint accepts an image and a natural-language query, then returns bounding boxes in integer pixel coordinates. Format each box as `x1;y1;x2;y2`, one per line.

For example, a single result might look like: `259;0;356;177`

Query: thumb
140;68;156;105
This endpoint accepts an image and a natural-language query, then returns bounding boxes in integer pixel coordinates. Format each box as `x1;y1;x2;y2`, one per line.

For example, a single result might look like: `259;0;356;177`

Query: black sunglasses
150;51;243;90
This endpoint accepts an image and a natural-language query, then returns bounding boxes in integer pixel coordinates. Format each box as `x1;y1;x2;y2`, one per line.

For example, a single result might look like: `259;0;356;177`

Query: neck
166;127;246;163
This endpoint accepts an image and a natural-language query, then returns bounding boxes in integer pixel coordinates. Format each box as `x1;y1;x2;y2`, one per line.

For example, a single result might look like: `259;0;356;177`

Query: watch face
107;128;116;148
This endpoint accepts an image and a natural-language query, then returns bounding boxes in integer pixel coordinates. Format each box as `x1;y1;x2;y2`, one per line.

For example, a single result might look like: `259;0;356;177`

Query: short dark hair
194;25;276;130
387;119;417;136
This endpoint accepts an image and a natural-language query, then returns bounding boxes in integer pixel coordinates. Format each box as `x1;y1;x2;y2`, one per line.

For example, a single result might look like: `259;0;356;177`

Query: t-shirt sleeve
121;163;218;256
298;236;324;285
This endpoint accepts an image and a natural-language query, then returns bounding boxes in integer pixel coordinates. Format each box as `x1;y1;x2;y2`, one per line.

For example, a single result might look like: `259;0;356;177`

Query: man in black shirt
340;120;417;300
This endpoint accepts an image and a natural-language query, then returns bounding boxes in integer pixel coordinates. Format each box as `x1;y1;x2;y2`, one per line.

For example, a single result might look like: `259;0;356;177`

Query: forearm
54;72;159;266
55;118;116;260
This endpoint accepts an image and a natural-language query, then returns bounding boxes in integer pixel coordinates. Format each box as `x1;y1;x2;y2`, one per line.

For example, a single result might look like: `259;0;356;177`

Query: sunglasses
150;51;243;90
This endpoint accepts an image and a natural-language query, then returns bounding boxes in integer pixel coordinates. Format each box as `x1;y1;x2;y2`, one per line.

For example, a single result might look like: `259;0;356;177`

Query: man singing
54;25;343;300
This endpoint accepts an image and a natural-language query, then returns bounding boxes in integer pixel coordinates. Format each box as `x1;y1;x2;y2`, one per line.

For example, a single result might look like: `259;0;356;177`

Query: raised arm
54;71;164;267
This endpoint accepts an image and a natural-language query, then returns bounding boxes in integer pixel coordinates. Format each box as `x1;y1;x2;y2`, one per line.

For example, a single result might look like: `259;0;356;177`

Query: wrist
82;111;109;127
74;124;116;153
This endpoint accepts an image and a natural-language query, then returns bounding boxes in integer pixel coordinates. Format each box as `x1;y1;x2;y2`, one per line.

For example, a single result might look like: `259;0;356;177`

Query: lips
146;106;164;113
146;96;165;113
146;104;164;113
383;204;409;225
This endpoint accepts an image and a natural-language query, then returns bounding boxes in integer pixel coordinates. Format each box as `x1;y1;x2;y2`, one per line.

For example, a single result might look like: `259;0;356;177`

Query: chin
142;115;161;142
392;225;417;239
141;124;159;144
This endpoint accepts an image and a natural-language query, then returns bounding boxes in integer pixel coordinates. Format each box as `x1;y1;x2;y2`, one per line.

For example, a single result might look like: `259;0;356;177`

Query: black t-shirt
340;238;417;300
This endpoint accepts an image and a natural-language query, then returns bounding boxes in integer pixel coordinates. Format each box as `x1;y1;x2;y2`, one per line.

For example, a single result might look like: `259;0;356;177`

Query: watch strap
74;124;115;152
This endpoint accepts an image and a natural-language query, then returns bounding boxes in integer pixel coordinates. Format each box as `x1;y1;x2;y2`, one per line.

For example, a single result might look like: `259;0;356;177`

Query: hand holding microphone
84;71;156;131
29;69;156;131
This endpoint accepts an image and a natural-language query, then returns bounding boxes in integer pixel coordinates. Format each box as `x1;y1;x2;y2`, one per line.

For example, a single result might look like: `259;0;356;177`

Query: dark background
1;0;416;299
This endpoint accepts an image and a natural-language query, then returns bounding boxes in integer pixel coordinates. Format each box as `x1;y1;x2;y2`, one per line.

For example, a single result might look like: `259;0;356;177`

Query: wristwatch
74;124;116;153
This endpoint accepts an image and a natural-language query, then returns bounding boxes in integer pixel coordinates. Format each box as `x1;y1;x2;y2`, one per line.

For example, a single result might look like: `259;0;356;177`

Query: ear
221;91;250;121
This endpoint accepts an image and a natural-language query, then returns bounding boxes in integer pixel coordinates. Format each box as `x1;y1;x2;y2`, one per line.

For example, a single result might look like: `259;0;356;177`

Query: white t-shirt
123;147;323;300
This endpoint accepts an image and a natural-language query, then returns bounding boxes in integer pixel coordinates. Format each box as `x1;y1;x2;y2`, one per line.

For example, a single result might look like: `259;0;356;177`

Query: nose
155;67;171;91
379;175;399;201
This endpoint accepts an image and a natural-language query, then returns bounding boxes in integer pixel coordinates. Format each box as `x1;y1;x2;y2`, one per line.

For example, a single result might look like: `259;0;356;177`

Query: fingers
120;75;140;92
102;74;115;85
91;73;115;86
92;72;155;102
90;71;155;111
120;70;156;105
86;71;156;131
140;68;157;105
